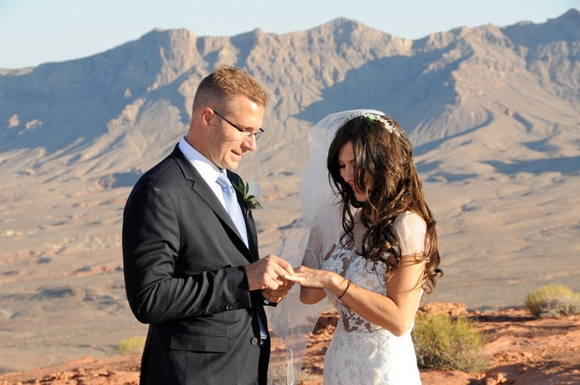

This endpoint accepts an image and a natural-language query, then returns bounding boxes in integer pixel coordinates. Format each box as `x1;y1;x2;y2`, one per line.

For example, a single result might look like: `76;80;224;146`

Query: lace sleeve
394;211;426;256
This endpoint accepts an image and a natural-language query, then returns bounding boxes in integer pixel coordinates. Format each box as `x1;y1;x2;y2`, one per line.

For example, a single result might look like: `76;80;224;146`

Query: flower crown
360;112;398;135
344;111;398;135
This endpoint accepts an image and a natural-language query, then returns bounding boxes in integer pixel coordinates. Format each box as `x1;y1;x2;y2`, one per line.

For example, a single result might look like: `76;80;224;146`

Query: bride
283;110;442;384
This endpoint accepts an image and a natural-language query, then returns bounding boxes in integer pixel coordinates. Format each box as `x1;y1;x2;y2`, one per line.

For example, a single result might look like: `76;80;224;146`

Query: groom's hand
261;276;295;303
244;254;296;291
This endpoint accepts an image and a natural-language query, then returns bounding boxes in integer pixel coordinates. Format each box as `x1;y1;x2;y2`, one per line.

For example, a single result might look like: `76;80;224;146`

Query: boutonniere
233;179;261;210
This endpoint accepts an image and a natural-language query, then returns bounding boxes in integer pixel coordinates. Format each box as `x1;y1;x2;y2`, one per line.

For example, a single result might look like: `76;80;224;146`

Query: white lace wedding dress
320;212;423;385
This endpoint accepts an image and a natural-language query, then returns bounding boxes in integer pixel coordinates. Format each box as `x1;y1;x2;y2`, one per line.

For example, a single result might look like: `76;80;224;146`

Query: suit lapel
227;171;259;261
171;147;256;261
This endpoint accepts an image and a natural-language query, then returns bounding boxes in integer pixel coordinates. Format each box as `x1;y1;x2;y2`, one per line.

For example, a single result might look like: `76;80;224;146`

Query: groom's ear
200;108;213;127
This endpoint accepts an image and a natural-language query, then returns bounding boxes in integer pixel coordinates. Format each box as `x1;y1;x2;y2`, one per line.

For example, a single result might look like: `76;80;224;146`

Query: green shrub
525;284;580;318
412;314;490;374
115;336;146;355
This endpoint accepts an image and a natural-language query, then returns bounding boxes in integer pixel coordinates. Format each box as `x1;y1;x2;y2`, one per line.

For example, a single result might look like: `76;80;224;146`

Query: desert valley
0;8;578;378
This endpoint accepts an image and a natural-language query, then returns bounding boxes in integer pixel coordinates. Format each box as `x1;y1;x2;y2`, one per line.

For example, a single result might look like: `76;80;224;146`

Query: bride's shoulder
393;212;427;255
394;211;426;232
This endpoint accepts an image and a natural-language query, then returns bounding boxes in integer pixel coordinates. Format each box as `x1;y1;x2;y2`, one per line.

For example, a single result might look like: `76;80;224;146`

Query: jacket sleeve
122;179;253;324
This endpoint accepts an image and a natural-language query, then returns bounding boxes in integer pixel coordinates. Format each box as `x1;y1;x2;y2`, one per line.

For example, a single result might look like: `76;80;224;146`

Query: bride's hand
284;265;334;288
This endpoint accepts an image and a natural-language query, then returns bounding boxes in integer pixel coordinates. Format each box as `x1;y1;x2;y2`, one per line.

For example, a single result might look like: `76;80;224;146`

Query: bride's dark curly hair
327;114;442;294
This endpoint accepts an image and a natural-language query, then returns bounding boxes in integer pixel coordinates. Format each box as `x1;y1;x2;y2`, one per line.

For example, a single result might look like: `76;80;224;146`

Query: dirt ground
1;303;579;385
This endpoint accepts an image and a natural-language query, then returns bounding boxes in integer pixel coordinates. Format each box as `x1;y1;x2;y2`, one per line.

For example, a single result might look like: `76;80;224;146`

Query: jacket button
250;337;259;345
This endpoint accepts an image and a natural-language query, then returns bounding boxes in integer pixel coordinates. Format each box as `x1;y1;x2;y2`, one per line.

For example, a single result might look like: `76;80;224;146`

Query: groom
122;65;294;384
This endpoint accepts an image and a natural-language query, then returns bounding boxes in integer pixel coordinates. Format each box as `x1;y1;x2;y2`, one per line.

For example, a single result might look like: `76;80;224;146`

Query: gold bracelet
337;280;352;300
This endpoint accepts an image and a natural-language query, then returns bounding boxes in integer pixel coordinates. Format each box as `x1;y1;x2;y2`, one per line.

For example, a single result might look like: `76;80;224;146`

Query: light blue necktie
217;171;267;341
216;171;249;247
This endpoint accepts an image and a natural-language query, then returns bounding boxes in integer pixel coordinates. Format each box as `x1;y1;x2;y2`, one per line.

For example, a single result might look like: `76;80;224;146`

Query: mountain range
0;9;578;372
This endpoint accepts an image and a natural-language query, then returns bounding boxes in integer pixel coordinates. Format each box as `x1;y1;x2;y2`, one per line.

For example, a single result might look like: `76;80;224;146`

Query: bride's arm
297;267;350;304
290;258;424;335
299;287;326;304
339;256;425;336
289;212;427;336
341;212;427;335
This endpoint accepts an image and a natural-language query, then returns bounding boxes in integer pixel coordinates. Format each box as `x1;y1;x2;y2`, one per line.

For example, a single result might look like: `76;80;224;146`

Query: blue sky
0;0;577;69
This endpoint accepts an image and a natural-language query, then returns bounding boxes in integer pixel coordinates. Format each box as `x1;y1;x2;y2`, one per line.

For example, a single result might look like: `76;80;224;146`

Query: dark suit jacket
123;145;269;385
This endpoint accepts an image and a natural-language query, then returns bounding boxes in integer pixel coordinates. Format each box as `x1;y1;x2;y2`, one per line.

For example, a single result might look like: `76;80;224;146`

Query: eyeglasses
211;109;264;140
